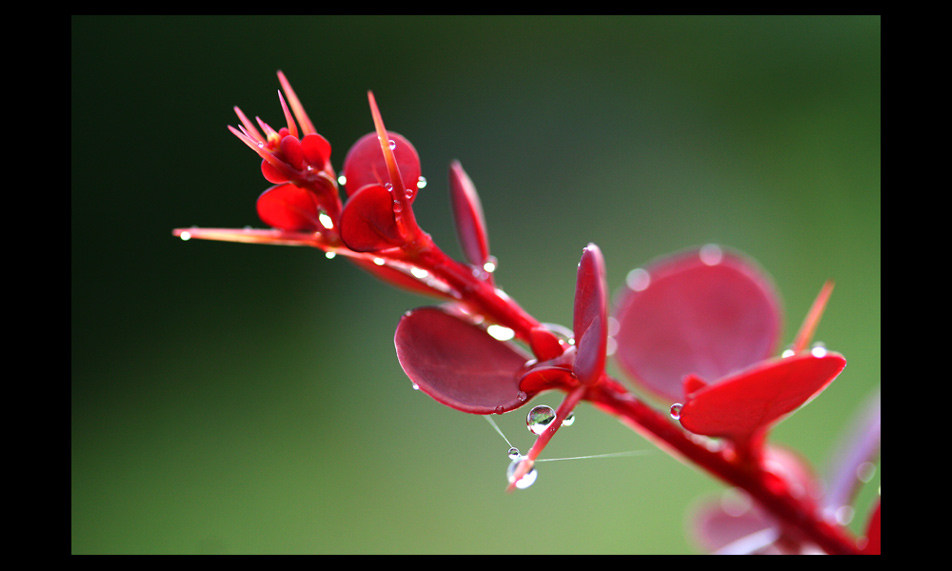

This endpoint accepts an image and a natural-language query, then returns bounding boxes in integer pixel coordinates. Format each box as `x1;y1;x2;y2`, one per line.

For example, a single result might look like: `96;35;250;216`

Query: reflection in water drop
669;403;683;420
507;447;521;460
506;456;538;489
527;405;556;435
561;411;575;427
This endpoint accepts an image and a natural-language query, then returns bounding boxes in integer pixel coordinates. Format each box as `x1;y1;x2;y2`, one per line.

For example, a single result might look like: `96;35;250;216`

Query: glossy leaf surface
573;244;608;384
342;131;420;198
255;183;323;232
395;307;532;414
613;246;781;402
338;183;403;252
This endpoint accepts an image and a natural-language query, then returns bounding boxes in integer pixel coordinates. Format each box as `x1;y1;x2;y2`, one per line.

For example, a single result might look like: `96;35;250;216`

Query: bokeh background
72;16;880;554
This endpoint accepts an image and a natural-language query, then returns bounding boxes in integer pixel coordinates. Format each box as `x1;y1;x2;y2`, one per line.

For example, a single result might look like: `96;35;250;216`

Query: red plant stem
395;240;859;552
404;243;858;552
586;378;859;555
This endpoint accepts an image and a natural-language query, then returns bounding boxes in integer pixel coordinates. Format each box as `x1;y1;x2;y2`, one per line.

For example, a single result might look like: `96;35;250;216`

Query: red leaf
301;132;331;168
338;183;403;252
573;244;607;384
678;352;846;442
395;307;533;414
613;246;781;402
255;183;323;232
448;161;491;269
342;131;420;198
861;498;880;554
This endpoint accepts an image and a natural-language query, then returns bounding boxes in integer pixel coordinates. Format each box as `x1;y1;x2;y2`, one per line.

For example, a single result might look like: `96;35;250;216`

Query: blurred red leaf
678;352;846;442
613;246;781;402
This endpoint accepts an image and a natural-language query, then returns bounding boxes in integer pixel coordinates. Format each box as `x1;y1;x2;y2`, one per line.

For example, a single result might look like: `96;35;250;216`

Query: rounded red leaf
395;307;532;414
301;132;331;168
342;131;421;198
678;352;847;442
613;246;781;402
338;183;403;252
255;183;323;232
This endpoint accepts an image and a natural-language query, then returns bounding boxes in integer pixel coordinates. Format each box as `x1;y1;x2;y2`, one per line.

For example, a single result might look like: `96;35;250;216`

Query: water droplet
372;258;385;266
506;457;538;489
388;139;397;150
410;267;429;279
318;212;334;230
810;342;828;358
325;251;337;260
856;461;876;483
417;175;427;189
561;411;575;427
179;231;192;241
411;382;419;390
507;447;521;459
781;348;795;358
384;182;393;192
527;405;556;435
516;391;528;402
699;243;724;266
626;268;650;291
337;174;347;186
483;256;498;273
669;403;683;420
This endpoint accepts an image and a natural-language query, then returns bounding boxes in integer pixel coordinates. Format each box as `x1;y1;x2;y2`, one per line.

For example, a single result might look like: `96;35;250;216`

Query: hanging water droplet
483;256;498;274
516;391;528;403
561;411;575;427
527;405;557;435
781;348;796;358
325;251;337;260
337;174;347;186
699;243;724;266
388;139;397;150
411;382;419;390
416;175;427;189
179;231;192;241
506;457;538;489
626;268;650;291
507;447;521;460
384;182;393;192
669;403;683;420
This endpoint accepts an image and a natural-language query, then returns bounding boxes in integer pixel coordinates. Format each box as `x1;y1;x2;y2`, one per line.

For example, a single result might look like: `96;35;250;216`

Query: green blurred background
72;16;880;554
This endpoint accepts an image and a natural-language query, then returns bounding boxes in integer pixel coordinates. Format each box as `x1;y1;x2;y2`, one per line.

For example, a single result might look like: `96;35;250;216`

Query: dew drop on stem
506;456;538;490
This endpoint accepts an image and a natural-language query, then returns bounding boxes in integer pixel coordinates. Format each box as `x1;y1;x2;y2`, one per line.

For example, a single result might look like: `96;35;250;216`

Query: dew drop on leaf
669;403;683;420
527;405;557;435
